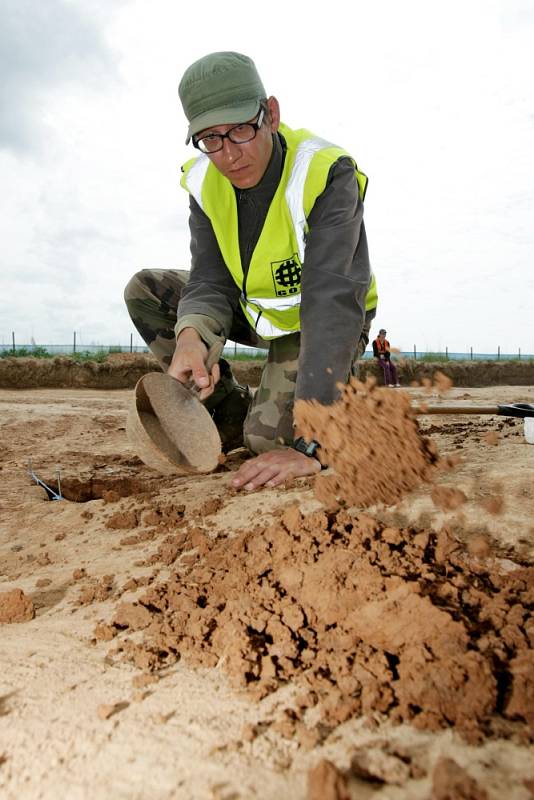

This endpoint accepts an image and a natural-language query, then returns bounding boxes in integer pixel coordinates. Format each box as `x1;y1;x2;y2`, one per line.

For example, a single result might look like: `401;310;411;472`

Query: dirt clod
350;746;411;784
480;496;505;515
0;589;35;624
96;702;128;720
307;759;349;800
431;485;468;511
106;510;139;530
431;757;488;799
434;371;454;394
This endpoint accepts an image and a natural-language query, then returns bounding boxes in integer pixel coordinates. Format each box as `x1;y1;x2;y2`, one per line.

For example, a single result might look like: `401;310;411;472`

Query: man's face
195;96;280;190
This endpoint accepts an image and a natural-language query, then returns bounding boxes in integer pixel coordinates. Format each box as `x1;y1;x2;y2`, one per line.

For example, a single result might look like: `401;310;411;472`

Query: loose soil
1;380;534;799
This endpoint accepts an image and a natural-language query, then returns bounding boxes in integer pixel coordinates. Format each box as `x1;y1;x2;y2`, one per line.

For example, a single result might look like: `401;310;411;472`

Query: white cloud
0;0;118;155
0;0;533;352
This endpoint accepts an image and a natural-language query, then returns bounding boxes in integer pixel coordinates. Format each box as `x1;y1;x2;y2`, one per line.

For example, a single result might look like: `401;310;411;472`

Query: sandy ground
1;384;534;800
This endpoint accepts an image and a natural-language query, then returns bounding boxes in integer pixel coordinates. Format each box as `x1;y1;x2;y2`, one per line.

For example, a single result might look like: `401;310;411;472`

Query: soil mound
108;505;533;744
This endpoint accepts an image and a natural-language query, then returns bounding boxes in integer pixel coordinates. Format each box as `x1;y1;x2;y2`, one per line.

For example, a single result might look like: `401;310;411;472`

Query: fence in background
1;333;533;361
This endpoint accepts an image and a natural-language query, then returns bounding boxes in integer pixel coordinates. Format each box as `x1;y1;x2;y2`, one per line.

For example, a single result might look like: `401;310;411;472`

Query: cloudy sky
1;0;533;354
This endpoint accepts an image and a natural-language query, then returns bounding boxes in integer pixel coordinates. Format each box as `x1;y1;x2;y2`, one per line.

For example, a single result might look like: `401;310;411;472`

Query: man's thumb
192;360;210;388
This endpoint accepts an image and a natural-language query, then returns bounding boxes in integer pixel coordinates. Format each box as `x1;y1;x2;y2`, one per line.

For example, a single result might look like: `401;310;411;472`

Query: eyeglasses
193;108;265;154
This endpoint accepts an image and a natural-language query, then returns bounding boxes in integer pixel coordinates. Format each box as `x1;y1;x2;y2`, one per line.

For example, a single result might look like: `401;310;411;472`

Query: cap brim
185;99;262;144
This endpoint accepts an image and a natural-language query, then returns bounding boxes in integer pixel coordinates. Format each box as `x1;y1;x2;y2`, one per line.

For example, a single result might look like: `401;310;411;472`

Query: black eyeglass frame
192;107;266;154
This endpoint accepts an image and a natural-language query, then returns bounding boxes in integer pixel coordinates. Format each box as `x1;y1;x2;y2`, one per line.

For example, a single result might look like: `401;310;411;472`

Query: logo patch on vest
271;255;302;297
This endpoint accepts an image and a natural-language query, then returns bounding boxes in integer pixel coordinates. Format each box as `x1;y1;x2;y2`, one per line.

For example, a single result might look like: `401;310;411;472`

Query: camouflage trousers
124;268;374;455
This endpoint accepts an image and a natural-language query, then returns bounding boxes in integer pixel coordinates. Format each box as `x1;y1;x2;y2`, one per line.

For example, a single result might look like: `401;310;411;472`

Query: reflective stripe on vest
182;155;210;210
241;295;300;338
285;135;337;264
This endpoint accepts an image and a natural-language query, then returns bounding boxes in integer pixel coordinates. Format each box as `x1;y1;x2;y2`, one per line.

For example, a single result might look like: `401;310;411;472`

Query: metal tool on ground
413;402;534;418
27;459;64;500
414;402;534;445
127;343;223;475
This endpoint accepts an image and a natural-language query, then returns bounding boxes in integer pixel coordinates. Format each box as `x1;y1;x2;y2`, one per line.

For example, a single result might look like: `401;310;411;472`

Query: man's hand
231;448;321;491
167;328;220;401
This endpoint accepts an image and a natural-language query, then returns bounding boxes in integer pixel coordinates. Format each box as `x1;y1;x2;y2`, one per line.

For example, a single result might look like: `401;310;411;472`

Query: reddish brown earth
1;380;534;799
106;504;534;745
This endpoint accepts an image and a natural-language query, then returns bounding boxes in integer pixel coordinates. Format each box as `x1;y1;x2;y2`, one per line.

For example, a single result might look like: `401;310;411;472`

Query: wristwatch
293;436;321;459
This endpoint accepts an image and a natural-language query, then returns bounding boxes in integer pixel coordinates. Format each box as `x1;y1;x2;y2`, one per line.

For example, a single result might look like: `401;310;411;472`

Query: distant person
125;51;378;490
373;328;400;387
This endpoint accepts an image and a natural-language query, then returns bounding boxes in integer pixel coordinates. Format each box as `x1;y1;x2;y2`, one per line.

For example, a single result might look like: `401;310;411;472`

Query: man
125;51;377;491
372;328;400;387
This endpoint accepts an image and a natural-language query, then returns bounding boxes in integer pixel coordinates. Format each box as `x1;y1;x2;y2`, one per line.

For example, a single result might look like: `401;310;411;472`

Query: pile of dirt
295;378;448;508
105;504;534;744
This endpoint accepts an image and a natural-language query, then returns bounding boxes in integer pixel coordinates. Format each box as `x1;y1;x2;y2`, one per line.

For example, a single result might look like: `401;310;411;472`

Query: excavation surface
1;384;533;799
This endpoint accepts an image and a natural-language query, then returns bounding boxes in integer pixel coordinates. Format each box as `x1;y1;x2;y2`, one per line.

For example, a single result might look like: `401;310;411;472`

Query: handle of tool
184;340;224;395
414;405;499;415
414;402;534;418
205;340;224;372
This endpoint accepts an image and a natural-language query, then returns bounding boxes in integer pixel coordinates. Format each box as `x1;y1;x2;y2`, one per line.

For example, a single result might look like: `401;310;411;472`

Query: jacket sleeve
175;195;241;346
372;339;379;358
296;157;371;404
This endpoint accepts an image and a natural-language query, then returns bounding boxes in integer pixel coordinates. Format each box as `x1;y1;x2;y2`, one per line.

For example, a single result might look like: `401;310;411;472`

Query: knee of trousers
123;270;147;305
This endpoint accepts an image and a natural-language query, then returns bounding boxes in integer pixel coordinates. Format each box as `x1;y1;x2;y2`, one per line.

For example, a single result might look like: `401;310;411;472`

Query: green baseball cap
179;51;266;144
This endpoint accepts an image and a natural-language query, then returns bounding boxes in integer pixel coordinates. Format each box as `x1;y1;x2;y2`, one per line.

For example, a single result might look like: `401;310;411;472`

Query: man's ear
266;96;280;133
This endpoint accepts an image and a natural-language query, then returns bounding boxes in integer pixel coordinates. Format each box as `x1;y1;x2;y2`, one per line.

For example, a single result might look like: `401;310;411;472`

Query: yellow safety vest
181;122;377;339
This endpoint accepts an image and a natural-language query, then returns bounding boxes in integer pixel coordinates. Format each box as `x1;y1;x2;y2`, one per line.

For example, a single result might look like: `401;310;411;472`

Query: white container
525;417;534;444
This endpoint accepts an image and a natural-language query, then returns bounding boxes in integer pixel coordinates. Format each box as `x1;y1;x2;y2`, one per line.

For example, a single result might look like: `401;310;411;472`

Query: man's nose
221;137;242;161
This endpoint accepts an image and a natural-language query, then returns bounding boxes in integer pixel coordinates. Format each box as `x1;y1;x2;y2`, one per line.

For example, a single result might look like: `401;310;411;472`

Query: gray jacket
176;130;372;405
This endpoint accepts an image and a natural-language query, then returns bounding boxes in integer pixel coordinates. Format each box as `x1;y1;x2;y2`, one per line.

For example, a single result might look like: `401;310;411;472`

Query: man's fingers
231;464;260;488
265;468;296;488
232;457;270;488
197;382;215;402
196;362;221;401
166;361;187;382
232;458;291;490
210;362;220;386
242;465;280;491
232;450;320;492
192;367;210;388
